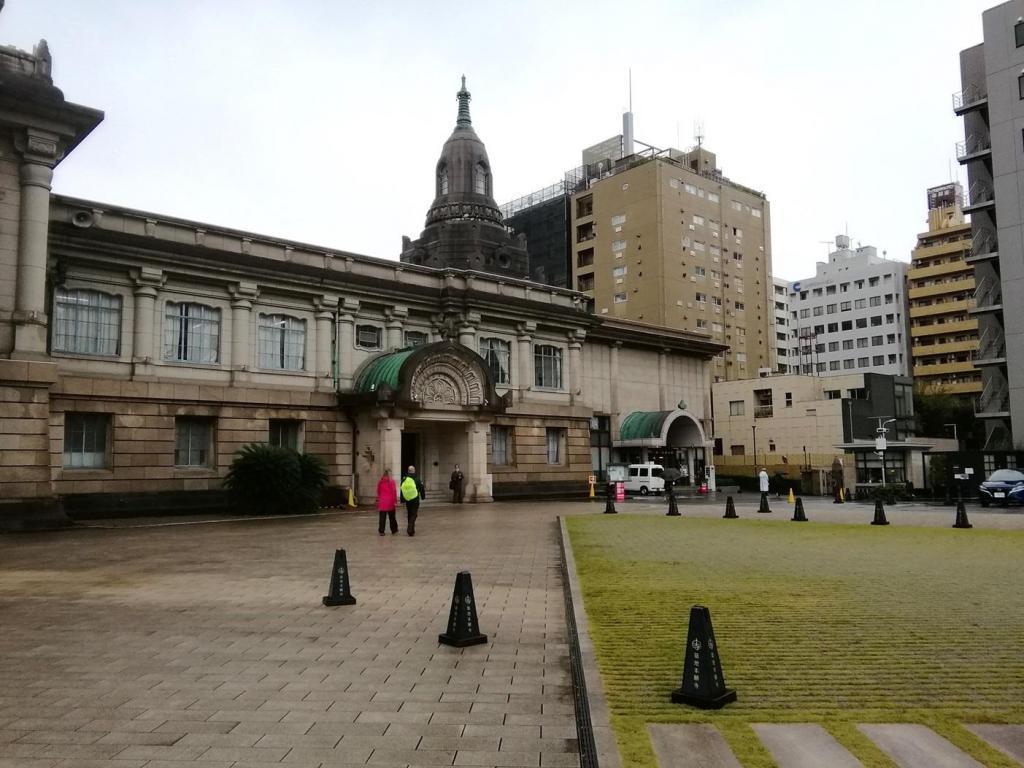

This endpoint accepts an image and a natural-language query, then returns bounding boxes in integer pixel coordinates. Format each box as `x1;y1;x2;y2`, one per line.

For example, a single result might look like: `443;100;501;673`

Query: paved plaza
2;496;1024;768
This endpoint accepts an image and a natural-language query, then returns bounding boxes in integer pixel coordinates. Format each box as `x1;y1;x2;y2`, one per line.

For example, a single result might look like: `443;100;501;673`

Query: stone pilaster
337;297;360;389
314;294;339;389
567;330;584;403
130;267;165;363
609;341;622;425
228;282;258;380
458;311;480;349
516;320;536;400
385;305;408;351
12;129;60;358
466;421;493;502
658;349;669;410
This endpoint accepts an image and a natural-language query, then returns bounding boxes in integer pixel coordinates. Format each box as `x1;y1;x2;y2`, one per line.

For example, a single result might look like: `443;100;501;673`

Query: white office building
770;276;793;374
788;236;910;378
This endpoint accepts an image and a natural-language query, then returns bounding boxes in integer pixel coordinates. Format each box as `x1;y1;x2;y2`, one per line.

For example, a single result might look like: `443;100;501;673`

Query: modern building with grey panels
956;0;1024;450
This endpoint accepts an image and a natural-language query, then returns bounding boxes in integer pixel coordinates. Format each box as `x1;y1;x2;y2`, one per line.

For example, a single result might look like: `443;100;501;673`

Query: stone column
658;349;669;410
12;130;60;358
385;305;408;351
337;298;360;389
378;416;404;482
466;421;493;502
228;282;258;375
314;294;338;388
516;321;536;399
458;311;480;349
130;267;165;362
567;330;585;403
610;341;621;424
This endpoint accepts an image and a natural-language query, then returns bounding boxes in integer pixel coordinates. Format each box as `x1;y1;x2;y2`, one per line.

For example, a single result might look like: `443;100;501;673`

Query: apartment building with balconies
908;183;982;397
771;276;793;374
956;2;1022;449
786;236;911;378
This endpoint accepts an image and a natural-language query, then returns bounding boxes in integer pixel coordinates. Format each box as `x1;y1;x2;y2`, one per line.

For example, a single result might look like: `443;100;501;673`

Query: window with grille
269;419;302;451
355;324;382;350
164;302;220;363
479;337;511;385
491;425;511;466
534;344;563;389
53;288;122;356
175;417;213;467
63;413;110;469
257;314;305;370
405;330;428;347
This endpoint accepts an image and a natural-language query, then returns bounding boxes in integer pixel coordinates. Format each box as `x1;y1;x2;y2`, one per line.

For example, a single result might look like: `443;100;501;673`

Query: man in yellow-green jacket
400;465;425;536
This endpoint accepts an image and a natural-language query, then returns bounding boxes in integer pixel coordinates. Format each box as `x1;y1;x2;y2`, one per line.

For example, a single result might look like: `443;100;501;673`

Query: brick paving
0;502;580;768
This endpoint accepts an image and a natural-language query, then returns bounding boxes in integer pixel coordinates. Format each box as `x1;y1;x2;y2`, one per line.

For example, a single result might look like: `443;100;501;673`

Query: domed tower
401;77;529;278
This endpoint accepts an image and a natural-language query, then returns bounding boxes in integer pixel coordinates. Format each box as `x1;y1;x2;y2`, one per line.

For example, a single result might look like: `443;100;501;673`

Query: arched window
473;162;488;195
52;288;122;356
438;165;449;195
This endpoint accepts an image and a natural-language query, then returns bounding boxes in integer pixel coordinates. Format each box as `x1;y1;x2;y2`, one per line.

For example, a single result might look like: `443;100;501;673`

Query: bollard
604;483;617;514
870;498;890;526
670;605;737;709
953;500;973;529
347;488;357;508
322;549;357;606
438;571;488;647
791;497;808;522
787;487;795;504
666;486;680;516
723;495;738;519
758;493;771;514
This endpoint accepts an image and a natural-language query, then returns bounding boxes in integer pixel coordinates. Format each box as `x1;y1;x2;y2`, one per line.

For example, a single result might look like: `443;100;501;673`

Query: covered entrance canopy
615;409;709;485
341;341;505;503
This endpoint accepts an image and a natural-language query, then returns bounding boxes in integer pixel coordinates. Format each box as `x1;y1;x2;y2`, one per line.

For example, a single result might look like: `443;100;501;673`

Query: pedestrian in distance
449;463;464;504
400;465;425;536
376;468;399;536
759;467;770;507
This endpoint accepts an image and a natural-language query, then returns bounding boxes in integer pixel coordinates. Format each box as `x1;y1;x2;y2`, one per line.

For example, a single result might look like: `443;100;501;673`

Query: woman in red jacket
377;468;399;536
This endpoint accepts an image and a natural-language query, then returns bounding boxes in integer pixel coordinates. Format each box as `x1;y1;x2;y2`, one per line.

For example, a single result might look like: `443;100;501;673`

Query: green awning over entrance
619;410;674;441
353;348;417;393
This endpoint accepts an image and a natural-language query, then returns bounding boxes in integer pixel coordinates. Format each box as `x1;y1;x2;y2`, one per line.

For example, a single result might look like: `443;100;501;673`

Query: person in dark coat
400;465;425;536
449;464;464;503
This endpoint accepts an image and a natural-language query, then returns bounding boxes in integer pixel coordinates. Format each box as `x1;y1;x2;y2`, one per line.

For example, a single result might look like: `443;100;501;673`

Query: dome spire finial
456;75;471;127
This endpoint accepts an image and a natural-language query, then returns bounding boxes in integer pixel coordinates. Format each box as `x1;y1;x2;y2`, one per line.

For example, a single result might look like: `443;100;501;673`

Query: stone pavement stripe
965;724;1024;764
560;515;622;768
752;724;864;767
647;724;742;768
858;724;985;768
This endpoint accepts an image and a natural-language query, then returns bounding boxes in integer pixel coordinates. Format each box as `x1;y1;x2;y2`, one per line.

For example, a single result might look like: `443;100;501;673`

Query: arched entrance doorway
340;341;505;503
615;409;709;486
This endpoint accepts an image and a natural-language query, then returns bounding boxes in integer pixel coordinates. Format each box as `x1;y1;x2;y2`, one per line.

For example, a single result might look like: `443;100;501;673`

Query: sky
2;0;992;282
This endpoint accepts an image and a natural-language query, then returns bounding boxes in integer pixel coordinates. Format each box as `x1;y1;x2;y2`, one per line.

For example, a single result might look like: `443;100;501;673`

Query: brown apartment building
569;146;773;381
908;183;981;397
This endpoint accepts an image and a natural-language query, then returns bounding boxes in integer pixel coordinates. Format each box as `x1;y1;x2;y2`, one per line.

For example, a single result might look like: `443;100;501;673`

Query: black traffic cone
438;571;488;647
953;500;973;529
670;605;737;709
666;489;680;516
871;498;890;526
791;497;808;522
758;493;771;514
322;549;357;606
723;495;738;519
604;483;617;514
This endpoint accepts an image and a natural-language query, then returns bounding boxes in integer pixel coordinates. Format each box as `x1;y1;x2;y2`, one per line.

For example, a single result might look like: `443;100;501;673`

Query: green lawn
566;515;1024;767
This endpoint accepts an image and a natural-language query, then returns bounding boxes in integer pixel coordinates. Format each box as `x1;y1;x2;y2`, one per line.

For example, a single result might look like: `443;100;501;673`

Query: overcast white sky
3;0;992;282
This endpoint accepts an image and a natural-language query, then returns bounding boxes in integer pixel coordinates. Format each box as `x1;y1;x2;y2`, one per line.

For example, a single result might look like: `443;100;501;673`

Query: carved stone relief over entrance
409;353;486;406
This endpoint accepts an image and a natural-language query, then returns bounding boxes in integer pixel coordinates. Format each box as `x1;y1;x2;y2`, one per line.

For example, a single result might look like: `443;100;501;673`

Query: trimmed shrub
223;443;329;516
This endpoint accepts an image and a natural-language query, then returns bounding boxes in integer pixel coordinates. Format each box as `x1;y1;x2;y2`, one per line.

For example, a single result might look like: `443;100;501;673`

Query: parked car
624;463;665;496
977;469;1024;507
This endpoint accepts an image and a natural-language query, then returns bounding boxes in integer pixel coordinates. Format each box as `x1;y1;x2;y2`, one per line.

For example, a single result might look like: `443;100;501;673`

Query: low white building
788;235;911;378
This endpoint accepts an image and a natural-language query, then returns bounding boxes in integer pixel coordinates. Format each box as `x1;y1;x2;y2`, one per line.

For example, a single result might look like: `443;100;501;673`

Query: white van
624;463;666;495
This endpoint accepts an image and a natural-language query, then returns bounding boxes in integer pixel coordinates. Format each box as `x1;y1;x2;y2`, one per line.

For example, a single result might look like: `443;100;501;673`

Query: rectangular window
813;306;823;316
885;294;894;304
355;324;382;350
869;296;882;307
696;319;707;329
827;322;838;333
815;343;826;354
826;286;836;295
828;341;839;352
53;288;122;356
577;248;594;268
871;316;883;327
857;337;869;348
826;303;837;314
785;392;793;407
491;425;510;466
840;301;852;311
1019;72;1024;100
611;214;626;226
696;292;707;304
844;359;855;369
799;308;810;319
693;214;705;226
829;360;841;370
1017;19;1024;47
684;183;698;195
873;355;884;365
534;344;563;389
872;335;883;346
175;417;213;468
816;362;826;372
708;192;719;203
164;302;220;363
694;266;706;277
269;419;302;451
577;274;594;292
613;292;628;303
857;357;869;367
546;428;564;464
843;339;854;350
729;400;745;416
405;330;428;347
63;413;109;469
612;239;627;252
257;314;306;370
854;298;866;309
612;265;627;278
855;318;868;329
479;337;511;385
841;320;853;331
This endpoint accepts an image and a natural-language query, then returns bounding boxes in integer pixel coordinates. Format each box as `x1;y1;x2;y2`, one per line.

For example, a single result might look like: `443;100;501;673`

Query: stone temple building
0;32;725;527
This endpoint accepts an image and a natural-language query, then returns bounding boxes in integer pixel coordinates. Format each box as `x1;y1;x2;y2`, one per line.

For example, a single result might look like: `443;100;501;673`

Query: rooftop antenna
694;119;704;149
622;68;635;157
818;240;833;258
628;67;633;113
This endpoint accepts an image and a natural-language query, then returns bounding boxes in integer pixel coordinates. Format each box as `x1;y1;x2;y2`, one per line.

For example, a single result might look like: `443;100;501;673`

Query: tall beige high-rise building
908;183;981;397
569;145;773;381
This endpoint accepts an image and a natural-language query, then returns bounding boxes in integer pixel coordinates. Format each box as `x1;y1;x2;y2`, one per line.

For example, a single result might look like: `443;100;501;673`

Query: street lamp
945;423;960;503
876;417;896;486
